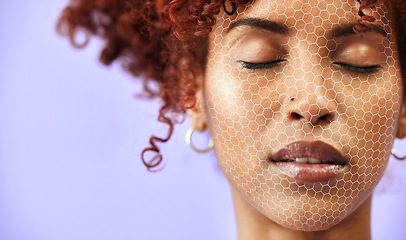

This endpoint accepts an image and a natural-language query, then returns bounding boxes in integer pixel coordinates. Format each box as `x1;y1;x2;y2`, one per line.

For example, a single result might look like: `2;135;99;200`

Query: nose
286;89;337;126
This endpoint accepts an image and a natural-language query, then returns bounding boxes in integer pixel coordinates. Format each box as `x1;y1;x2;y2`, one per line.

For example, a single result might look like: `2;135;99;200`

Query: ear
396;103;406;138
187;73;208;132
397;71;406;139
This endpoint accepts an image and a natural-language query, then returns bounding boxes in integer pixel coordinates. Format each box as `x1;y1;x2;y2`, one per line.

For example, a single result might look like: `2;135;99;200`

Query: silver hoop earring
185;128;214;153
391;149;406;160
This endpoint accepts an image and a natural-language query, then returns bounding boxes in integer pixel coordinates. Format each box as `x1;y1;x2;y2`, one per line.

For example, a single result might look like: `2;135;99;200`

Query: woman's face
201;0;403;231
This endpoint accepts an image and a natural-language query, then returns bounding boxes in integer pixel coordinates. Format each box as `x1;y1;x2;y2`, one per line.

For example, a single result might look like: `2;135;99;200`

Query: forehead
242;0;358;14
229;0;393;30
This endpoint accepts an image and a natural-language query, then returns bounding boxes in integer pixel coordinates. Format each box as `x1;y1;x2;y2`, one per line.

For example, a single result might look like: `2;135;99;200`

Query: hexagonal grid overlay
203;0;402;231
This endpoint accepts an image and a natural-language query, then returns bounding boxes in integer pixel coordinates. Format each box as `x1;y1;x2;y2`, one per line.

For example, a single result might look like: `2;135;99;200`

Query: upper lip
270;140;348;165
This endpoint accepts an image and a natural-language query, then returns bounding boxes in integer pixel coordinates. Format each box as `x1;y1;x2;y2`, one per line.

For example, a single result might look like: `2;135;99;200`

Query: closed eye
334;63;381;74
239;59;286;70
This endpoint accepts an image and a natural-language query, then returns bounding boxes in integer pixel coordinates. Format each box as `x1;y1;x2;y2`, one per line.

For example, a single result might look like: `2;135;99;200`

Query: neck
231;187;371;240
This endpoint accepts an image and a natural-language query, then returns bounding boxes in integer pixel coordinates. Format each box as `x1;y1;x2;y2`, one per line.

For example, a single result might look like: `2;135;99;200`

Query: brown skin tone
232;188;371;240
189;0;406;239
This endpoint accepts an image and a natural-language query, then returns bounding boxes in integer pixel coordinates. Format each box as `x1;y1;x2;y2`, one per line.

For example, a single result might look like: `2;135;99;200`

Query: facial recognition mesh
202;0;403;230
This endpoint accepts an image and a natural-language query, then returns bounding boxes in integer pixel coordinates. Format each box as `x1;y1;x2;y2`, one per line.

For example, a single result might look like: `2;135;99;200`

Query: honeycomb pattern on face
203;0;403;230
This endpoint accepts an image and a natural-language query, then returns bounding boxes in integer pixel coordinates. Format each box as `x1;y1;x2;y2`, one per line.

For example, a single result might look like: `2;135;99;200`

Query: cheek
204;56;284;158
345;65;403;187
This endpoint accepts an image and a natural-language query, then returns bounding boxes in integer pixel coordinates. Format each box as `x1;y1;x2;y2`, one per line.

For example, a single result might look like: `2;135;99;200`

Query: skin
189;0;406;239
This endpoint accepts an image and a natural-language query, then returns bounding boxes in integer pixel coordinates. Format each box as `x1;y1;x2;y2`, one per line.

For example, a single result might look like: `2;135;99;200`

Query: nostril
319;113;332;121
291;112;302;120
319;113;329;121
317;113;334;124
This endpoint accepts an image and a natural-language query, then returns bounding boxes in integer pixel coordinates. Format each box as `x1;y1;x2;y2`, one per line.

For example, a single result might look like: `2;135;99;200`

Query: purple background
0;1;405;239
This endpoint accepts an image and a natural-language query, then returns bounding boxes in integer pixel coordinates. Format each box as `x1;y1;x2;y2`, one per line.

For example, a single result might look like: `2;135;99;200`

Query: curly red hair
57;0;406;171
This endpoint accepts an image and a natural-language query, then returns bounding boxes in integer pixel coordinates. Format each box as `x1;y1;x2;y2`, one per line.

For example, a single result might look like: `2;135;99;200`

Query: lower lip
274;162;344;183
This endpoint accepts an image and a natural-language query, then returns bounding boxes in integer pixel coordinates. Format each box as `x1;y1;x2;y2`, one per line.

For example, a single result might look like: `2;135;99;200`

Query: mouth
269;141;349;183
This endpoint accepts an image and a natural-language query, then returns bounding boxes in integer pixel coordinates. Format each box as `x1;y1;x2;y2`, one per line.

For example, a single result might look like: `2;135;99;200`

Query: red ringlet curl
57;0;406;171
354;0;378;33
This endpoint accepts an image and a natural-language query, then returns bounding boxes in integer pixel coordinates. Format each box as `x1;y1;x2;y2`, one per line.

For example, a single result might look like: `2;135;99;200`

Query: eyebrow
228;18;289;35
332;23;388;38
228;18;388;39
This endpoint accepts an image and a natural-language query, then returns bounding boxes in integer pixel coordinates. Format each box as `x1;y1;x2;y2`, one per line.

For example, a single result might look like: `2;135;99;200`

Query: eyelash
240;60;381;74
334;63;381;74
239;59;286;70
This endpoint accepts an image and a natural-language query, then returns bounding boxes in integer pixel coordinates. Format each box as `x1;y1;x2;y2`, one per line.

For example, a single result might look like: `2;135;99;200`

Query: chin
272;211;345;232
256;190;372;232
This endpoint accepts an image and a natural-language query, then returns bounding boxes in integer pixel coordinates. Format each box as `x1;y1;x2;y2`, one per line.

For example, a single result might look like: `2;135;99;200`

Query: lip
270;141;349;183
